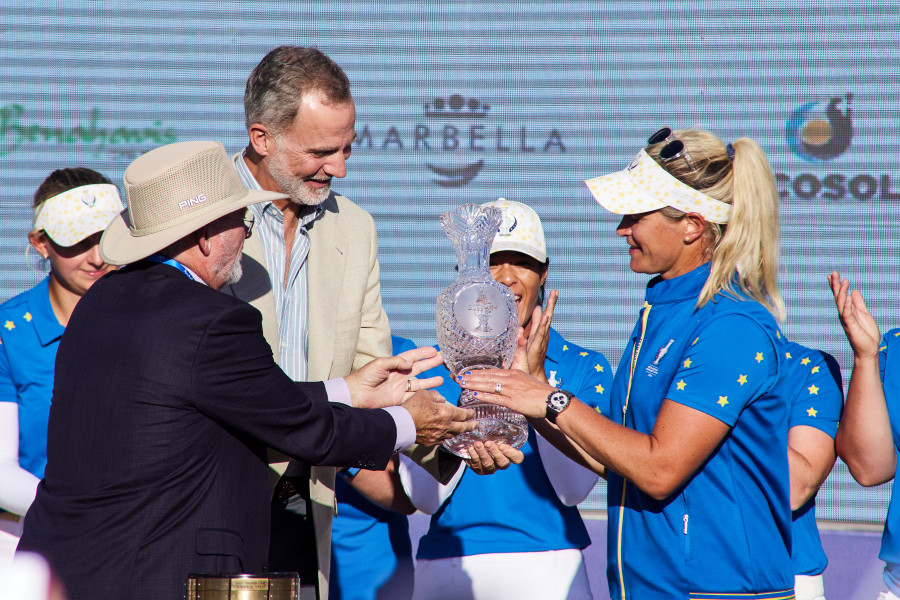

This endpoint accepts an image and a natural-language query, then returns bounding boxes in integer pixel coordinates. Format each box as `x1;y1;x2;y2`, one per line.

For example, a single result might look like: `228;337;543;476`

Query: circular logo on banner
452;284;511;338
785;94;853;163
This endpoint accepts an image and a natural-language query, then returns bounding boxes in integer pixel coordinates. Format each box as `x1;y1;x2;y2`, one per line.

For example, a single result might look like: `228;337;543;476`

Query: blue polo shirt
416;327;613;559
330;335;416;600
874;329;900;595
0;277;65;479
782;342;842;577
606;263;793;600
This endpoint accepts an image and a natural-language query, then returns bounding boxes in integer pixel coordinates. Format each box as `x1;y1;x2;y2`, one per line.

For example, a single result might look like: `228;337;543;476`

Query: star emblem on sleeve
683;358;692;368
676;380;686;391
3;321;13;331
737;374;748;385
811;366;820;374
808;384;819;395
595;384;605;394
800;357;811;366
755;352;764;363
807;407;818;417
563;345;569;351
580;352;588;357
23;312;32;322
594;364;604;372
718;396;729;407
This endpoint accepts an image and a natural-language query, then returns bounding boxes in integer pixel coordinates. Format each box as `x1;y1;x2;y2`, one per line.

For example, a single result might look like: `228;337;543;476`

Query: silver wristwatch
546;389;574;423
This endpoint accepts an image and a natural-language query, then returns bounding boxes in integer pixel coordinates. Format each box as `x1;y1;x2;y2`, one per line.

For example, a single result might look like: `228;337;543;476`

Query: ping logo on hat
178;194;208;211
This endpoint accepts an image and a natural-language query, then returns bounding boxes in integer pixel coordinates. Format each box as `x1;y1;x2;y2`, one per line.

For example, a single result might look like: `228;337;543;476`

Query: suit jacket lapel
307;200;347;381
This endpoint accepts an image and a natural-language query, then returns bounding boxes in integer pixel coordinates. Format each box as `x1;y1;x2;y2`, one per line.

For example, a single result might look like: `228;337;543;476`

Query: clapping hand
829;271;881;360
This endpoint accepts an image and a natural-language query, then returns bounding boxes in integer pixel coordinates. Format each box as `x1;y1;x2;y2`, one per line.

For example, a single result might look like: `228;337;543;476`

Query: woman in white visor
0;168;124;563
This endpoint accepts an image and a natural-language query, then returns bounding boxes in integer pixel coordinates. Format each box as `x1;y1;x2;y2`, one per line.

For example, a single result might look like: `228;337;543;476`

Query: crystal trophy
436;204;527;458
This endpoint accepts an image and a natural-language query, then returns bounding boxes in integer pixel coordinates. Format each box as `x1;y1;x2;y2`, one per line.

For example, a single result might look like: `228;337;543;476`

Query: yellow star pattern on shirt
807;407;818;417
3;321;13;331
692;337;699;345
811;366;820;374
683;358;692;368
595;384;605;394
23;312;32;322
676;380;686;391
785;352;792;360
882;345;889;352
563;345;569;351
808;384;819;395
595;406;602;414
800;357;811;366
579;352;588;357
594;364;604;372
718;396;729;407
737;374;748;385
755;352;764;363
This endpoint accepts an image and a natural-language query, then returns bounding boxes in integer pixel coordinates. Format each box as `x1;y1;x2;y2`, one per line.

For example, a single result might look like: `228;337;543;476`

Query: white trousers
413;548;592;600
0;515;24;567
794;574;826;600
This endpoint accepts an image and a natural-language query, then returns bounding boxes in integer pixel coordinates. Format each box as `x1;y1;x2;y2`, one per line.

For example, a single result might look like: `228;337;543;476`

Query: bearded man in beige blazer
225;46;462;600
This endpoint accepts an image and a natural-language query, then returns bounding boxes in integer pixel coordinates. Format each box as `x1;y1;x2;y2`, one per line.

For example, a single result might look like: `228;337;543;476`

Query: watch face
549;391;570;411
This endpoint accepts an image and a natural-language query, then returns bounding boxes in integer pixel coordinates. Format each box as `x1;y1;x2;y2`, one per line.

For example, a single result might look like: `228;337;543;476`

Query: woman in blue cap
0;168;123;563
460;129;795;599
403;198;613;600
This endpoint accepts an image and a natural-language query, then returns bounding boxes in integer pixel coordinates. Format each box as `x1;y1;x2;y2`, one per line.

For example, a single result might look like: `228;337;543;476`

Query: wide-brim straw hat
100;140;287;265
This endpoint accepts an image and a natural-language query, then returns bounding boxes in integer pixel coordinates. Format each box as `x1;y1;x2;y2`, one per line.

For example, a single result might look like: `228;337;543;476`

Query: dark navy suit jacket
18;261;396;600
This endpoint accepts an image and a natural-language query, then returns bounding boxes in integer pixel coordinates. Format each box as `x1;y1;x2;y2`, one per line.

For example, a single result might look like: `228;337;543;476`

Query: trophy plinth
436;204;527;459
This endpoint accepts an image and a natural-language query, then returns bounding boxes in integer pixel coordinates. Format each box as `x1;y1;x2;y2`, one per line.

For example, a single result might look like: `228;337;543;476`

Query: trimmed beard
214;252;243;286
267;146;331;207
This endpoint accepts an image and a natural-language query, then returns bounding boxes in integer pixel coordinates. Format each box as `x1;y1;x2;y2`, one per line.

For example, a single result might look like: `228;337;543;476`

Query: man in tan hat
228;46;464;598
17;140;474;600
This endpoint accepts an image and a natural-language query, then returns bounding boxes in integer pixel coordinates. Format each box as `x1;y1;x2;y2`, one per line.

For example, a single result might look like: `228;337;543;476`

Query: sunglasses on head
647;127;696;172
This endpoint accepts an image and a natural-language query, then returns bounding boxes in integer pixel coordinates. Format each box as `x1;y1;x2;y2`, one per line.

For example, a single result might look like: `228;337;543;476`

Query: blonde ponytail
649;131;785;321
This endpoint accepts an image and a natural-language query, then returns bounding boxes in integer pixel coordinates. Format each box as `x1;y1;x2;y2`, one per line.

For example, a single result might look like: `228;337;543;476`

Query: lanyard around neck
146;254;196;282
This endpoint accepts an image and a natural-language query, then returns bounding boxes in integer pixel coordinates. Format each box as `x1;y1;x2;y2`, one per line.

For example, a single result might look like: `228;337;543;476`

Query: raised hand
401;391;476;446
524;289;558;382
828;271;881;360
345;346;446;409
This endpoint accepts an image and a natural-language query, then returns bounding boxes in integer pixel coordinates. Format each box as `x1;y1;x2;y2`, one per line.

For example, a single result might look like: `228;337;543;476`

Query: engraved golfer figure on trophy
436;204;527;458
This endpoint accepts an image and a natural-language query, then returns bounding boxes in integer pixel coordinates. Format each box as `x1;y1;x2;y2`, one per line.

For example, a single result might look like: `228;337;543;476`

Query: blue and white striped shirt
233;151;416;450
234;150;322;382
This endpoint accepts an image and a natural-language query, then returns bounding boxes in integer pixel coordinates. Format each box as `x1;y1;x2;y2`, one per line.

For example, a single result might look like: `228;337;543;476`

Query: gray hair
244;46;352;133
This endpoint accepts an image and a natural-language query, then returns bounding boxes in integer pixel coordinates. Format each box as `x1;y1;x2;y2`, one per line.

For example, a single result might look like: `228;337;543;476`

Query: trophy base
440;400;528;459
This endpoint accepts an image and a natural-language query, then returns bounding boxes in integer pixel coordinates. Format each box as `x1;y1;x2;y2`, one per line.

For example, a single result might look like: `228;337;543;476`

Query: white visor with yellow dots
33;184;125;247
584;149;732;224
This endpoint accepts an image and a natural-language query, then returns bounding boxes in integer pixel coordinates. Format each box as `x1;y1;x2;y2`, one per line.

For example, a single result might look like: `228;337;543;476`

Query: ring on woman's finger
406;378;413;393
494;382;502;394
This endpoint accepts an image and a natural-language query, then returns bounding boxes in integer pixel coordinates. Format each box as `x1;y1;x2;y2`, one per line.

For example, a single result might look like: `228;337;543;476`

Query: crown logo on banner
424;94;490;118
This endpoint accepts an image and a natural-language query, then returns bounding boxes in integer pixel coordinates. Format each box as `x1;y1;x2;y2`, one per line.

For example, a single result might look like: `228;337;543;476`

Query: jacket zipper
617;301;651;600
